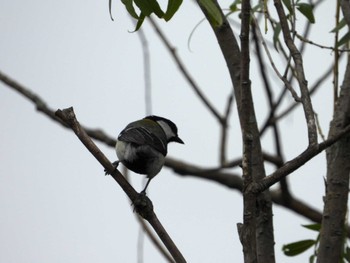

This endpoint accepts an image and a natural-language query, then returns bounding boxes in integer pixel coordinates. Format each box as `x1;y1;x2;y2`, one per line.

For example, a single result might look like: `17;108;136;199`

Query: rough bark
317;61;350;262
196;1;275;262
317;3;350;259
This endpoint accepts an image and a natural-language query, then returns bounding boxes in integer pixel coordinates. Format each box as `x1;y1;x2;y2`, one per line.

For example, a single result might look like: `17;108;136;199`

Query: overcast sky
0;0;343;262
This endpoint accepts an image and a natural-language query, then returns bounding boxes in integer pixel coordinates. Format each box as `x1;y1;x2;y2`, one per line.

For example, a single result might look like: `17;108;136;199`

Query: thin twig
249;123;350;193
136;23;153;116
315;112;326;141
259;1;318;130
220;91;235;165
276;61;338;121
252;15;301;102
148;17;223;124
274;0;318;146
135;215;175;263
294;31;350;52
333;1;341;111
0;70;117;146
251;20;291;200
134;20;154;263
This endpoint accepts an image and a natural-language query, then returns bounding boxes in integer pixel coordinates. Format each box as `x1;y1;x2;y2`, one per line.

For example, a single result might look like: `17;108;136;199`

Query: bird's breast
116;140;165;177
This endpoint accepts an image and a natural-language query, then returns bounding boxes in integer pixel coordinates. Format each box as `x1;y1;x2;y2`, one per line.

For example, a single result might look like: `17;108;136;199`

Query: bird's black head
145;115;184;144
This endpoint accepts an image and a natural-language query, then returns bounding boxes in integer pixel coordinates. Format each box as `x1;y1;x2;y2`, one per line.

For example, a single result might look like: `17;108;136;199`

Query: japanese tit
114;115;184;193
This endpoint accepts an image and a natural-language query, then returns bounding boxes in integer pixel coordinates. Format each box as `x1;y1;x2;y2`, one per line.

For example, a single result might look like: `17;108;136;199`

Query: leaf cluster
109;0;225;31
282;224;350;262
109;0;182;31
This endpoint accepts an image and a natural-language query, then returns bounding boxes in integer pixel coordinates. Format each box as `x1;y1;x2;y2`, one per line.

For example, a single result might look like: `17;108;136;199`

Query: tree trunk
317;51;350;262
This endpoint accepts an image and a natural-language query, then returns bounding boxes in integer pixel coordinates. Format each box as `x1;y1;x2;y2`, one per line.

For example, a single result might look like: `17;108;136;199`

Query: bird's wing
118;126;167;156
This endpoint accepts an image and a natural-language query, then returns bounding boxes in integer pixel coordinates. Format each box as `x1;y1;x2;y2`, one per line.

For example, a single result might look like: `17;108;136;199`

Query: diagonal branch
148;17;223;124
220;91;235;165
251;15;301;102
0;61;320;224
0;70;117;147
55;107;186;263
3;70;350;237
273;0;318;146
249;123;350;194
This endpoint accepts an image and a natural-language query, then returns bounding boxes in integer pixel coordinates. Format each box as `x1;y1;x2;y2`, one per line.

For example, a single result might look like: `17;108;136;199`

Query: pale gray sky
0;0;341;262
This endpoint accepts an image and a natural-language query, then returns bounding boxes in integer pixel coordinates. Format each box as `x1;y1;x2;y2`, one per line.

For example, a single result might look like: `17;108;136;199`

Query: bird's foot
132;192;153;219
104;161;120;175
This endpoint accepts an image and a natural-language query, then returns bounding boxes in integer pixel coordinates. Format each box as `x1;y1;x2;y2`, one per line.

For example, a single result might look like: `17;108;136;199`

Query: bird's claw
104;161;120;175
132;192;153;218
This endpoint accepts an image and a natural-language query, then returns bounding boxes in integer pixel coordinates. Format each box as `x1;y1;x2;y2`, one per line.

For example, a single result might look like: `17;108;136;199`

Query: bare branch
148;17;223;123
220;91;235;165
165;157;243;190
274;0;318;146
276;62;336;121
249;124;350;193
2;69;342;230
135;22;153;115
317;4;350;259
135;215;175;263
55;107;186;263
0;70;117;147
0;71;65;125
294;31;350;52
251;15;301;102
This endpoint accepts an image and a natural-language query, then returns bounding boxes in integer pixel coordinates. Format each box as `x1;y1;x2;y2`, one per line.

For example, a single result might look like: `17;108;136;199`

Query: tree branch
274;0;318;146
3;70;349;234
317;2;350;259
55;107;186;263
249;124;350;194
220;91;235;165
165;157;243;190
148;17;223;124
239;0;258;260
0;70;117;147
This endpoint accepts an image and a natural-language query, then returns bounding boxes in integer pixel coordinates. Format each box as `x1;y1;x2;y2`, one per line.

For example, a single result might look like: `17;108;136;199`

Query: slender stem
274;0;318;146
333;0;340;112
148;17;223;123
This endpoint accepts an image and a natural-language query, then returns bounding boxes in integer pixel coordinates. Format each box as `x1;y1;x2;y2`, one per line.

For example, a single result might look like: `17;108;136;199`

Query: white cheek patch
157;120;175;140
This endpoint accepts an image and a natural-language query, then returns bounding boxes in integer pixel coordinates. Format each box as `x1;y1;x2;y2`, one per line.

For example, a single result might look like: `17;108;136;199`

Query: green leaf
344;246;350;262
296;3;315;24
198;0;223;27
282;239;316;256
147;0;164;18
164;0;182;21
251;1;262;13
302;223;321;232
121;0;139;19
229;0;241;12
282;0;292;12
309;254;315;263
331;18;347;33
134;0;164;17
273;22;282;51
337;31;350;47
133;0;152;16
109;0;114;21
133;13;146;32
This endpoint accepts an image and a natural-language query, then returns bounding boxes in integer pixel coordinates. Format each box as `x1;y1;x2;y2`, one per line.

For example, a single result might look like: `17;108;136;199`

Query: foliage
282;224;350;263
109;0;225;31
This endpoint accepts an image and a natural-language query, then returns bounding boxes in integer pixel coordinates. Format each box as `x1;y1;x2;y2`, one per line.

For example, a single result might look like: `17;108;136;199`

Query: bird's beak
173;136;184;144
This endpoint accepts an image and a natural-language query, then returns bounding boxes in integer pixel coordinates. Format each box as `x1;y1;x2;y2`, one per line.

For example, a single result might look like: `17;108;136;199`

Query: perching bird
113;115;184;193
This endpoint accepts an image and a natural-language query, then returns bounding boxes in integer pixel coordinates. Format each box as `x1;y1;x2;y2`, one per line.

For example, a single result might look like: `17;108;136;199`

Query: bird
113;115;184;194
